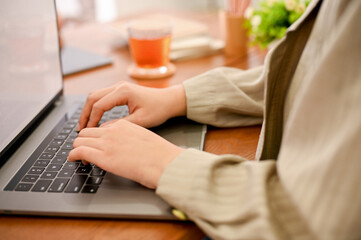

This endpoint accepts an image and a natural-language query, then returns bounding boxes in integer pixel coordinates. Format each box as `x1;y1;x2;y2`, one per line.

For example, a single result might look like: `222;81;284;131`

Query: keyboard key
91;168;106;176
28;167;45;175
46;164;62;172
54;134;68;140
69;132;78;138
64;123;76;129
71;114;80;119
41;172;58;179
86;177;103;185
15;183;33;191
63;162;79;170
22;175;39;183
50;140;64;146
67;118;79;124
33;160;50;167
57;149;70;157
62;143;73;150
108;115;119;120
111;111;122;115
66;137;76;144
60;128;72;135
44;146;59;153
58;170;74;178
64;175;88;193
48;178;70;193
39;153;54;159
72;111;81;117
52;156;67;164
76;165;92;174
31;180;52;192
82;185;98;194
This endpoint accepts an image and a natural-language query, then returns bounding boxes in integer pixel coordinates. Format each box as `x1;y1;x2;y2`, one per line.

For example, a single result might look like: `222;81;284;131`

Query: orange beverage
127;18;175;79
129;35;171;69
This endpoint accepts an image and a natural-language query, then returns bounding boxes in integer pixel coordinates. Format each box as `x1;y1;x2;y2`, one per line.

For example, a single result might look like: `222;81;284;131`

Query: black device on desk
61;46;112;76
0;0;206;219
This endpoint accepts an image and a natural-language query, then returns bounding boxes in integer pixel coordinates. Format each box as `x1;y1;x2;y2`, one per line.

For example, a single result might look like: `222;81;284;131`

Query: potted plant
244;0;311;49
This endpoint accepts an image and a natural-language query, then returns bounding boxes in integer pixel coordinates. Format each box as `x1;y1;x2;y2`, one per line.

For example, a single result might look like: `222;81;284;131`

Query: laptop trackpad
101;173;145;190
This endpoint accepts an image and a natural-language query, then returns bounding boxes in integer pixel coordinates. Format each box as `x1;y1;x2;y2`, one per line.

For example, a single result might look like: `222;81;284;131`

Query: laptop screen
0;0;62;159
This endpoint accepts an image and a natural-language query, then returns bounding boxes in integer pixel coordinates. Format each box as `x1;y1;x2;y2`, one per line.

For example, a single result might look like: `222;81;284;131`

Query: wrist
140;145;184;189
165;85;187;118
155;145;185;188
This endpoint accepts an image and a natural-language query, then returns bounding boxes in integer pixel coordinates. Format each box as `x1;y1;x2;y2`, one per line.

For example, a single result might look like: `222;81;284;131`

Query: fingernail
75;123;80;132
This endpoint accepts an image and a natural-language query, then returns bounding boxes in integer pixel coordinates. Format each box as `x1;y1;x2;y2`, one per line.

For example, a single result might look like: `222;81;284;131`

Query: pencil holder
219;10;248;57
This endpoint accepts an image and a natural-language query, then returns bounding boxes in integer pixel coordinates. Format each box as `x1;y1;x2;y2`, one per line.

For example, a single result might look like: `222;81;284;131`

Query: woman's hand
77;82;186;131
68;119;184;189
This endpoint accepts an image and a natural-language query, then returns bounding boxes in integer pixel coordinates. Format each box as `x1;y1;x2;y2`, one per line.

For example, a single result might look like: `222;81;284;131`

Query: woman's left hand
67;119;184;189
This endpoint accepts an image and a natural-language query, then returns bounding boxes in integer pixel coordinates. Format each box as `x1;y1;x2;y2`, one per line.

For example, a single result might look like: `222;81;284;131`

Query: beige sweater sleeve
183;66;264;127
157;149;296;240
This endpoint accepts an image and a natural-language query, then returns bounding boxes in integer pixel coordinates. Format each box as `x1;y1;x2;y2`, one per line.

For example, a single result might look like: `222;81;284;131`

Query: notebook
0;0;206;219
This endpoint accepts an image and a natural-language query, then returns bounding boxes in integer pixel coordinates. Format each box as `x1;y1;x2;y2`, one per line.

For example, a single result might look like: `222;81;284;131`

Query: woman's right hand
77;81;187;131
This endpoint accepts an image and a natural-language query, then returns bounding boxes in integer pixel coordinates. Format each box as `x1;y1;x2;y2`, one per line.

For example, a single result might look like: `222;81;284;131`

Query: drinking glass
127;18;175;79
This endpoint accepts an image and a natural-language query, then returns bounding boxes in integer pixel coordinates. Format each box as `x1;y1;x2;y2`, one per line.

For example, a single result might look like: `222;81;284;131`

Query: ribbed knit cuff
183;70;218;123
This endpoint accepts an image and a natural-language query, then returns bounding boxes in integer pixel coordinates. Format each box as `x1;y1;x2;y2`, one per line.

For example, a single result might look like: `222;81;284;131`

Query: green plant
244;0;311;49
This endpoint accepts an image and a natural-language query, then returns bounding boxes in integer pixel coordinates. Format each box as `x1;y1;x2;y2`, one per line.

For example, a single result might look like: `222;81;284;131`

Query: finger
73;137;104;150
67;146;103;167
99;119;118;128
72;137;104;166
77;86;115;131
122;112;157;128
86;88;129;128
121;114;140;125
81;160;89;166
78;127;105;138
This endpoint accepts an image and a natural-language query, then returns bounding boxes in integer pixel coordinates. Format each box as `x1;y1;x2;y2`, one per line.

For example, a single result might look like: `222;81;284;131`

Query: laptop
0;0;206;219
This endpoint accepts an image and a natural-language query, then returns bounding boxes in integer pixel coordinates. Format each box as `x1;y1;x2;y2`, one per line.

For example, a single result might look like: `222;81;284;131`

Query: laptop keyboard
4;105;129;194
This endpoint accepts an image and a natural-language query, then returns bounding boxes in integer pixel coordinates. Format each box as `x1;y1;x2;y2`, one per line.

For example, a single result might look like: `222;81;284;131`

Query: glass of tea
127;18;176;79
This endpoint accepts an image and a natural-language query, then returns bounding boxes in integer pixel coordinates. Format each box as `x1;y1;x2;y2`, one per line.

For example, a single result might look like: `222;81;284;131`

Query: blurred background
56;0;227;23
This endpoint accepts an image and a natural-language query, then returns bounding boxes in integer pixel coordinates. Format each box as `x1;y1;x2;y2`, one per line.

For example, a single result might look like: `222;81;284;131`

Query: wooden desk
0;11;264;240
